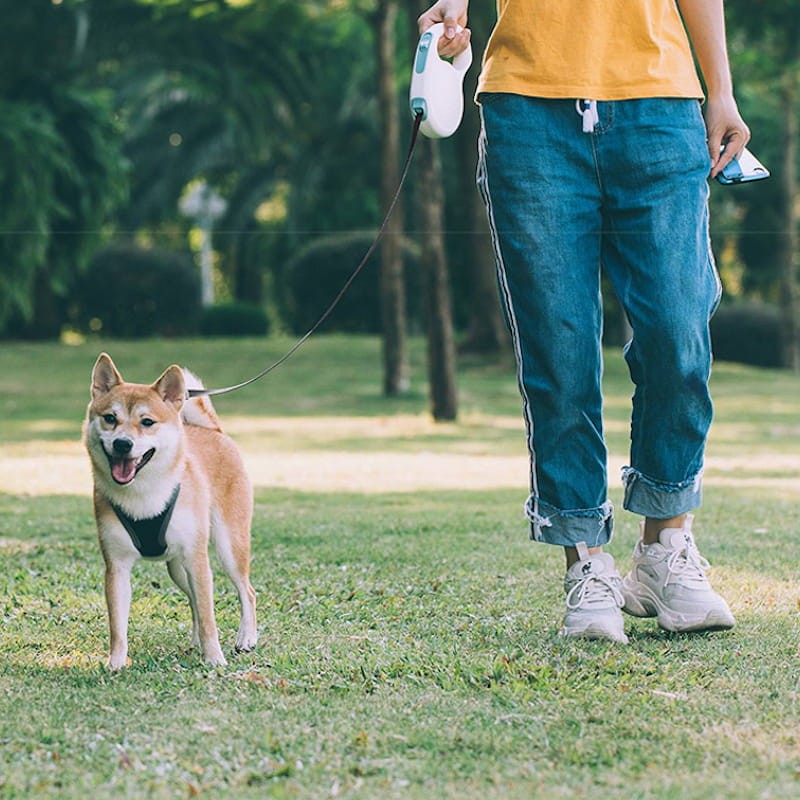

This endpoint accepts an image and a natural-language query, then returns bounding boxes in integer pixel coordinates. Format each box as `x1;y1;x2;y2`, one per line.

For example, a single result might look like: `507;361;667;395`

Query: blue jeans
477;95;720;548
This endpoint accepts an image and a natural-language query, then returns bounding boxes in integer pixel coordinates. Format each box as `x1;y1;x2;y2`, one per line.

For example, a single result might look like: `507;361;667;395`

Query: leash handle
188;112;424;399
410;23;473;139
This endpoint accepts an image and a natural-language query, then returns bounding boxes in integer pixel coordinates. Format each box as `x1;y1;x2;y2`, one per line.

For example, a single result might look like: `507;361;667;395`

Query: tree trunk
417;137;459;420
455;8;508;354
21;268;62;340
778;67;800;371
408;0;458;420
375;0;410;395
232;225;264;304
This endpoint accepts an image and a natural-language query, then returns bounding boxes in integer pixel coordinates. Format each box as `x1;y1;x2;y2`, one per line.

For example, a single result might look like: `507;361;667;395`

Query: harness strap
111;484;181;558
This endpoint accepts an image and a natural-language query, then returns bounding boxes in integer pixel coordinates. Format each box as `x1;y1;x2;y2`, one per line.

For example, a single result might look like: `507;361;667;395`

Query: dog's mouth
107;448;156;485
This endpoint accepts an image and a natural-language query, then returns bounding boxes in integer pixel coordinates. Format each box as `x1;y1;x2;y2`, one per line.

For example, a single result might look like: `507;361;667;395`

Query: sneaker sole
621;582;735;633
559;623;629;645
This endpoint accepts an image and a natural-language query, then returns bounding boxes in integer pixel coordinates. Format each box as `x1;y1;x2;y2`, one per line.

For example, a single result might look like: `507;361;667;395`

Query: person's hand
417;0;471;59
705;94;750;179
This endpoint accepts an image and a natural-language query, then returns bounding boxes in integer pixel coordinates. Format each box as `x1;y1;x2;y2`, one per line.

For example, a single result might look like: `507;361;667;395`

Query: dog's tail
181;369;223;431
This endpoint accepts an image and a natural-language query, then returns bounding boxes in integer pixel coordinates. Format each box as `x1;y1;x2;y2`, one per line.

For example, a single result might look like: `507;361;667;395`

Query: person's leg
597;98;733;631
477;94;625;642
478;94;611;547
599;99;719;507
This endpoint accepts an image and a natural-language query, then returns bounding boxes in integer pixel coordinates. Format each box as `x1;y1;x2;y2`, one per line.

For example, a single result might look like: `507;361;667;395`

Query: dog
83;353;257;669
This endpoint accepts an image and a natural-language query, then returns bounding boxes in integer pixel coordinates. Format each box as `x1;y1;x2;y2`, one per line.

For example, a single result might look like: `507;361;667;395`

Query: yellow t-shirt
477;0;704;101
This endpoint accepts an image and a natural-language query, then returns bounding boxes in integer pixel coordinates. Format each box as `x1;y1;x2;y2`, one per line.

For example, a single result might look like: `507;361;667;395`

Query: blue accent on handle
415;32;432;74
410;97;428;120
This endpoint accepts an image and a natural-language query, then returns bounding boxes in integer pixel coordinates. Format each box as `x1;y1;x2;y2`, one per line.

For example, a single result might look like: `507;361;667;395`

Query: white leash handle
409;23;473;138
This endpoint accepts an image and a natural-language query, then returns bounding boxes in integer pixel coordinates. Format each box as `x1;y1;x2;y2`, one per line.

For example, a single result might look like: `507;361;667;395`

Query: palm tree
0;0;125;336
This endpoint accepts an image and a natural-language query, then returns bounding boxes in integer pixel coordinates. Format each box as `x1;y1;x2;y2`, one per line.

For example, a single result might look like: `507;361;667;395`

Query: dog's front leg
185;550;226;667
105;562;133;670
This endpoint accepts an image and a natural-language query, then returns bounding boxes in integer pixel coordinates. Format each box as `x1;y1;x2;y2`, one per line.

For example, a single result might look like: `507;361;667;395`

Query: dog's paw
106;655;130;671
202;647;228;668
235;629;258;653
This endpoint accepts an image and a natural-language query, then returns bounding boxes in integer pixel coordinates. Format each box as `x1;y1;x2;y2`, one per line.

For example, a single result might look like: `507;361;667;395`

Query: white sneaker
559;544;628;644
621;515;735;632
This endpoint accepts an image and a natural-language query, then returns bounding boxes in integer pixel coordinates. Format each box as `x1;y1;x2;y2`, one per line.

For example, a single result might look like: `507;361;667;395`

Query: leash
187;23;473;399
187;111;424;400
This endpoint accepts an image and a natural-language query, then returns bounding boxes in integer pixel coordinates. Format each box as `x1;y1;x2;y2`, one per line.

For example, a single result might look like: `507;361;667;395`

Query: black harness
110;484;181;558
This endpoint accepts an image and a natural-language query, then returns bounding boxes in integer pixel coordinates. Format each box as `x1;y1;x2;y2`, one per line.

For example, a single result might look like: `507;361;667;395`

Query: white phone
716;146;770;185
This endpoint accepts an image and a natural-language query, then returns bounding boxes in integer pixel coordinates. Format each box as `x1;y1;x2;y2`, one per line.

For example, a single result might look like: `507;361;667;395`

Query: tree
0;0;126;337
408;0;458;420
374;0;410;395
416;137;459;420
452;3;508;354
725;0;800;369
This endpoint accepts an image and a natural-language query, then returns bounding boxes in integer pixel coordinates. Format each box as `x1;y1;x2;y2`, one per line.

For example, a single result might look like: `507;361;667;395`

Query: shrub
285;233;420;334
200;303;269;337
710;303;783;368
75;243;201;338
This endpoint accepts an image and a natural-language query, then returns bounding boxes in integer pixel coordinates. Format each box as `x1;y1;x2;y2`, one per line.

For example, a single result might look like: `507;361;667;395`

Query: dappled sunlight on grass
5;409;800;496
27;649;105;672
244;449;530;493
711;567;799;616
0;537;39;555
696;721;800;768
3;341;800;799
0;447;93;496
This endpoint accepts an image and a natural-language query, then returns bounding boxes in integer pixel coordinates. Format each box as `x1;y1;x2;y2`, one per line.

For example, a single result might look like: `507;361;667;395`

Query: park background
2;0;800;390
1;1;799;798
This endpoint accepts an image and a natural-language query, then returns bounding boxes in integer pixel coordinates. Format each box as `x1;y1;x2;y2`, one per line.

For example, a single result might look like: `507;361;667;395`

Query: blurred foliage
0;0;127;335
0;0;798;363
711;303;783;368
73;242;201;337
284;232;422;334
199;302;270;337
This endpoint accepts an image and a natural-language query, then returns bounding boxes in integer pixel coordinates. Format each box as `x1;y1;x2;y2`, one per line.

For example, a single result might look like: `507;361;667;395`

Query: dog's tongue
111;458;137;484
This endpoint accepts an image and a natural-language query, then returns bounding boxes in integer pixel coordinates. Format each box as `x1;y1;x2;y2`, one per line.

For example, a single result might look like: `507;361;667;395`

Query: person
418;0;749;642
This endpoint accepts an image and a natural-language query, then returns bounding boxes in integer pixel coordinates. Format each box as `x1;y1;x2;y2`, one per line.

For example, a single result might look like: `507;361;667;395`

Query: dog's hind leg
167;559;200;650
183;549;227;667
213;523;257;653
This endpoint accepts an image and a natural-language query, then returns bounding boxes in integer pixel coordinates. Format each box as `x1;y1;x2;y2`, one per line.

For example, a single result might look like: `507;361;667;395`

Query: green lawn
1;336;799;799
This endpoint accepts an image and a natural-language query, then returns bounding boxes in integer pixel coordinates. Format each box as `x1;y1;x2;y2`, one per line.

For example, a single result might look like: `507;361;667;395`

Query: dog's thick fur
83;353;256;669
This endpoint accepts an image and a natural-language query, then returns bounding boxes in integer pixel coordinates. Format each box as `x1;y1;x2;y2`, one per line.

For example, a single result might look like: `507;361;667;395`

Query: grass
0;335;799;799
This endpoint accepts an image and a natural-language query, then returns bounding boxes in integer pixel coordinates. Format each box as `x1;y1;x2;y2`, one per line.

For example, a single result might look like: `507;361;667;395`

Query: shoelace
565;572;624;610
665;541;711;586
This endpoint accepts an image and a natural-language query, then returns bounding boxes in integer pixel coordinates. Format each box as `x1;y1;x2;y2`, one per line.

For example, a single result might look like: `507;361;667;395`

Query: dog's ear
91;353;123;399
153;365;186;410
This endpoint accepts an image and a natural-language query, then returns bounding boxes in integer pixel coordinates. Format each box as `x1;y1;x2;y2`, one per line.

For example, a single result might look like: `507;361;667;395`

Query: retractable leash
189;23;472;399
410;23;473;138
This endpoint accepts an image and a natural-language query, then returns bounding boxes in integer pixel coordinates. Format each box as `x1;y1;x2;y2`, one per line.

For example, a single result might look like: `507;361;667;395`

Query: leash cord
188;111;424;399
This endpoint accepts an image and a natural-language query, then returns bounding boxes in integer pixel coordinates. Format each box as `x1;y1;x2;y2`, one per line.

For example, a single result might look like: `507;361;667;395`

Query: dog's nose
112;437;134;455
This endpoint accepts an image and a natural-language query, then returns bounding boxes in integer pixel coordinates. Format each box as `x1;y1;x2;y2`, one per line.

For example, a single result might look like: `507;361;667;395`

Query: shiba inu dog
83;353;257;669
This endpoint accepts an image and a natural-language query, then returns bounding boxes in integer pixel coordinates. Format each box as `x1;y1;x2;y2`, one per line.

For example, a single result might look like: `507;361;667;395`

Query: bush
74;243;201;338
710;303;783;368
200;303;269;337
285;233;420;334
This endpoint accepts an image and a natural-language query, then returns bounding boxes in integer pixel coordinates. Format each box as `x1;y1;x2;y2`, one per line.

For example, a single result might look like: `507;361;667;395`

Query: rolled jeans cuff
524;496;614;548
621;466;703;519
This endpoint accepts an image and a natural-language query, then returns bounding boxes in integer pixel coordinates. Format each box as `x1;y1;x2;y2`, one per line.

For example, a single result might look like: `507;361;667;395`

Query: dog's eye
141;418;156;428
103;414;117;426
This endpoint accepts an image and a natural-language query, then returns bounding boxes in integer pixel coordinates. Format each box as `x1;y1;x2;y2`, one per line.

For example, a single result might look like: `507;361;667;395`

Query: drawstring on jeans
576;99;599;133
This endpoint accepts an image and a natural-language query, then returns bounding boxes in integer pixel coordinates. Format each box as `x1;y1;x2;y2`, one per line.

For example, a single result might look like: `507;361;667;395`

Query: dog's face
84;353;186;488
